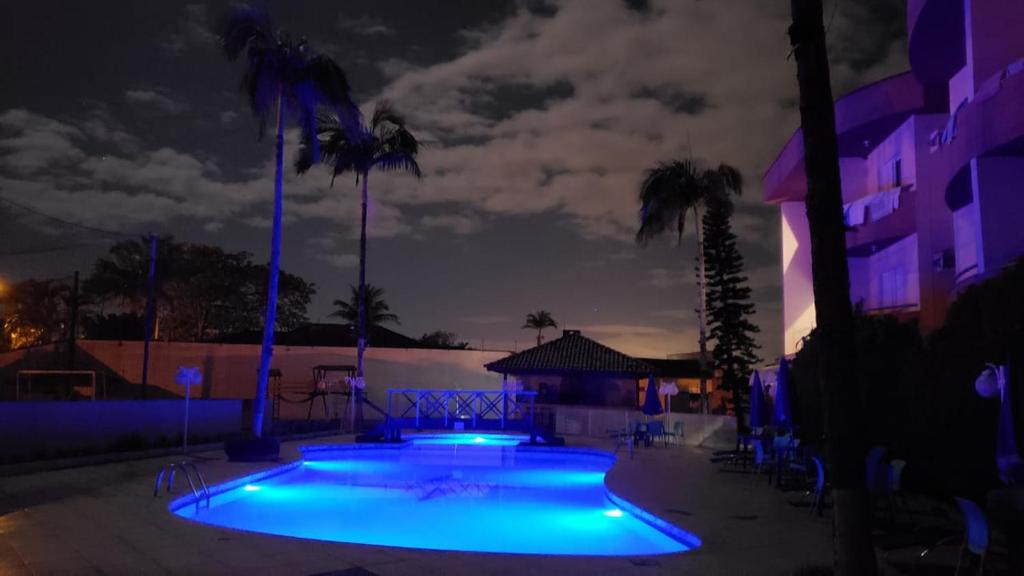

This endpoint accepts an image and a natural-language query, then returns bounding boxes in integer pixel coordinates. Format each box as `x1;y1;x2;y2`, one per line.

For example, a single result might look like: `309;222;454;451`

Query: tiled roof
485;330;653;375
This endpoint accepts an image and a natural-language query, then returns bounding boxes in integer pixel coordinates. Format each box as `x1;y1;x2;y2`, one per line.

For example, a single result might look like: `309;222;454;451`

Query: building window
880;266;906;309
880;156;902;190
953;203;979;279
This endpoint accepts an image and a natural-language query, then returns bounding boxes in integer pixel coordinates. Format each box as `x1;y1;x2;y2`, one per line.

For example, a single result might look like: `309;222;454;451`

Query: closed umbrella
749;370;767;429
773;357;792;431
642;376;664;416
995;366;1023;485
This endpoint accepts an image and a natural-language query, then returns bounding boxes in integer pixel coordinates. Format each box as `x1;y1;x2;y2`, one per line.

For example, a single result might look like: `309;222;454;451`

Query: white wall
781;202;817;355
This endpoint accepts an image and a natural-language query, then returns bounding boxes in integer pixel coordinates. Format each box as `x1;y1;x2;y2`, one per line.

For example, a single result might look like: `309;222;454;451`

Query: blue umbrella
773;357;792;431
996;366;1023;484
642;376;664;416
749;371;767;429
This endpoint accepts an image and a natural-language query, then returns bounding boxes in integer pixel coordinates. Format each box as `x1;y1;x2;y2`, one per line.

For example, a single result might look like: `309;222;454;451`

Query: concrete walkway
0;436;832;575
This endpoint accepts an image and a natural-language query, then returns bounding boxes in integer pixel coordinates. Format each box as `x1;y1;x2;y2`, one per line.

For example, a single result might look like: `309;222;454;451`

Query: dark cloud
632;87;710;115
827;0;907;74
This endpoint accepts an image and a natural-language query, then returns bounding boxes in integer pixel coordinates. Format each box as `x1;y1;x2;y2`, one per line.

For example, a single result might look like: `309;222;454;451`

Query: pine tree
703;192;760;428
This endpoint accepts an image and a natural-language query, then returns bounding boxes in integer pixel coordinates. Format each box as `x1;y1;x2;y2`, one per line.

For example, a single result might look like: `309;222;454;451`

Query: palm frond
371;100;405;132
218;5;272;61
304;55;354;112
373;152;422;178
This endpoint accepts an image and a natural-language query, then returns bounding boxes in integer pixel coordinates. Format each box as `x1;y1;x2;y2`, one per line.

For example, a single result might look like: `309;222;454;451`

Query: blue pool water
172;434;699;556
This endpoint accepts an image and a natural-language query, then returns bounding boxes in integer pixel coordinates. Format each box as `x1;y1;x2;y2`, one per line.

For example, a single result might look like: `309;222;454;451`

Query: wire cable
0;195;139;240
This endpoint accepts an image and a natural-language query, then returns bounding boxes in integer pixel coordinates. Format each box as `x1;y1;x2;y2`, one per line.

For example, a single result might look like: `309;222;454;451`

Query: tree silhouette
297;100;421;394
219;5;354;437
636;158;743;413
522;310;558;347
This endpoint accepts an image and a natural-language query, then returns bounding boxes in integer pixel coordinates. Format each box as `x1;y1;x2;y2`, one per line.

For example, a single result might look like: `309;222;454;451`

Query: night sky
0;0;908;359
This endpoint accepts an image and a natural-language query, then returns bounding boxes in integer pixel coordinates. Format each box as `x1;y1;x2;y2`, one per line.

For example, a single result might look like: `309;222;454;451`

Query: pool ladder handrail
154;461;210;510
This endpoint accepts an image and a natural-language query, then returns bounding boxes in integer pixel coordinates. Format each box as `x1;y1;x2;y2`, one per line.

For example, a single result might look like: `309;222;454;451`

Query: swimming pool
171;434;699;556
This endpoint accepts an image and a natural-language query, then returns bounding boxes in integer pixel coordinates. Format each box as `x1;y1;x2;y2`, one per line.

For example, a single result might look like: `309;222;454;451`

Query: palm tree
635;159;743;414
297;101;421;397
522;310;558;347
790;1;874;572
219;5;354;438
330;284;400;330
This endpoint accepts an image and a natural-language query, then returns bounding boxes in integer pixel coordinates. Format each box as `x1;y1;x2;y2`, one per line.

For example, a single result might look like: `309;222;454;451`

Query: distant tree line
0;236;315;351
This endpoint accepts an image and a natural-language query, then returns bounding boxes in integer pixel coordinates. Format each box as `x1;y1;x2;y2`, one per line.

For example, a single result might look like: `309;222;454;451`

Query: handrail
154;461;211;510
384;389;538;439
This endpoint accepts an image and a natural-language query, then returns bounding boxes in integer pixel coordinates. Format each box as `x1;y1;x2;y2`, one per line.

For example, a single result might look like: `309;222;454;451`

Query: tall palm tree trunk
354;172;369;433
695;206;710;414
790;1;874;573
253;86;285;439
536;330;542;347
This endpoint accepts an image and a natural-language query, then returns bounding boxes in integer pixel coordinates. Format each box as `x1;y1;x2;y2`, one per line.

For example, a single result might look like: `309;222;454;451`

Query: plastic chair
648;421;668;447
866;446;890;493
809;456;826;516
954;497;989;575
753;439;775;483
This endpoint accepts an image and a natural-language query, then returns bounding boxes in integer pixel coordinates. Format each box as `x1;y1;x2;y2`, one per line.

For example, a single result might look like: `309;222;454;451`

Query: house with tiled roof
484;330;653;407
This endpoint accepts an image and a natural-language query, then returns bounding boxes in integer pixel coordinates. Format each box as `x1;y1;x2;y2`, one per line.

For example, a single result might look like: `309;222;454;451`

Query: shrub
789;257;1024;499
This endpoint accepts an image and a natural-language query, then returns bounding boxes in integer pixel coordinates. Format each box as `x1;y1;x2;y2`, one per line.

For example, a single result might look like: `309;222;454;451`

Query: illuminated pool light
473;436;486;443
242;484;261;492
603;509;624;518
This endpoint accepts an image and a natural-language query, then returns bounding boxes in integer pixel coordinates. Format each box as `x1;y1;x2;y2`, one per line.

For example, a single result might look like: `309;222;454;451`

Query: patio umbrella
749;370;767;429
773;357;792;431
642;376;664;417
995;366;1023;485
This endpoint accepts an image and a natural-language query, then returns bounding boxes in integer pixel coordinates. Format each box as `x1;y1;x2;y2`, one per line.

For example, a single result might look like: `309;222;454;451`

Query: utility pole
66;271;79;370
141;234;157;399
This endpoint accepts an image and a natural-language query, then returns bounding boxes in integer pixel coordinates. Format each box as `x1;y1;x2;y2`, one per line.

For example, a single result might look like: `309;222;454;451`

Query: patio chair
953;497;989;575
648;421;669;447
753;439;775;484
809;456;827;516
661;420;683;445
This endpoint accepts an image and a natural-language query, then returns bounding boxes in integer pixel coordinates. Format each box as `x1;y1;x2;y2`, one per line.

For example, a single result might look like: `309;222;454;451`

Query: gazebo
484;330;653;407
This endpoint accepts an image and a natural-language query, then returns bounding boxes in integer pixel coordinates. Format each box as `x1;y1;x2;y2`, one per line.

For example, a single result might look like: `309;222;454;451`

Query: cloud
463;315;510;325
124;89;187;114
419;213;482;235
362;0;907;243
304;233;359;270
575;323;699;358
162;4;216;54
0;109;85;175
647;267;692;289
337;14;395;37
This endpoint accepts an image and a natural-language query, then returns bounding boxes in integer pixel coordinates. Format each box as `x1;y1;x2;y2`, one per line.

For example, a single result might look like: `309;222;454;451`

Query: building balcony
934;62;1024;201
844;185;917;251
763;72;925;204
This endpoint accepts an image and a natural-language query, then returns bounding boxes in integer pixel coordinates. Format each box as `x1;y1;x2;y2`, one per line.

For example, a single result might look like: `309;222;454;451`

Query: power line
0;195;139;240
0;242;105;258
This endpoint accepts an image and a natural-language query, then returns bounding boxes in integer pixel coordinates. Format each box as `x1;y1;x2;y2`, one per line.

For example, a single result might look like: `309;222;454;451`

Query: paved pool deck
0;435;832;575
